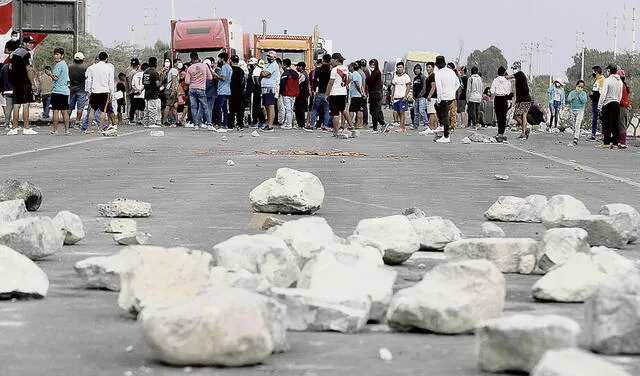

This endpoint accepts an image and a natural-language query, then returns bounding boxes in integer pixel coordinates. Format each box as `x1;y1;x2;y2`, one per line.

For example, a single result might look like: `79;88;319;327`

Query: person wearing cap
68;52;87;125
324;52;353;136
597;63;623;148
4;30;19;55
546;78;565;131
566;79;587;145
84;52;114;134
309;54;331;131
295;61;310;128
126;57;141;124
260;50;280;132
7;36;37;135
505;61;533;140
433;55;459;143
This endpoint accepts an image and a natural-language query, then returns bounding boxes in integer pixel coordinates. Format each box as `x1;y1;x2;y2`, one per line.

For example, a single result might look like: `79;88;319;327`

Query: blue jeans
591;102;599;137
189;88;211;126
412;97;428;128
42;94;51;118
309;93;330;127
214;95;229;127
81;109;106;130
549;101;561;128
282;96;295;126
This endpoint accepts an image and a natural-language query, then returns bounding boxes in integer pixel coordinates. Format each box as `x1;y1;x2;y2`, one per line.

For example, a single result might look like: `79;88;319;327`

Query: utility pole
633;7;637;53
130;25;135;46
614;16;619;58
577;31;586;80
171;0;175;20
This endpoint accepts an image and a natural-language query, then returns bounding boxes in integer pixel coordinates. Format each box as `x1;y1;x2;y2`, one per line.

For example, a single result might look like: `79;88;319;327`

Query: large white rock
585;271;640;354
409;216;464;251
481;222;506;238
104;219;137;233
0;216;64;260
249;168;325;214
386;260;505;334
118;246;214;315
212;234;300;288
0;179;42;211
539;195;591;228
599;203;640;243
537;228;590;272
476;314;581;373
554;215;629;248
206;267;272;294
269;217;338;268
74;252;135;291
97;198;152;218
298;249;396;322
484;195;546;223
0;245;49;299
52;211;85;245
531;348;632;376
0;199;27;224
269;288;371;333
353;215;420;265
444;238;538;273
139;287;286;366
590;246;637;274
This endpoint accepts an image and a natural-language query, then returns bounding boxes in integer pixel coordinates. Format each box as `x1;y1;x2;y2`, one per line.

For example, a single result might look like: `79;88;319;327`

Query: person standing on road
116;72;126;126
279;58;299;129
228;54;246;129
4;31;19;55
0;62;14;127
162;59;180;126
213;52;232;129
457;66;468;128
348;62;365;128
358;59;370;126
566;80;587;145
295;61;310;128
546;79;565;131
390;61;411;132
434;55;460;143
309;54;331;131
597;63;623;148
466;66;483;129
505;61;533;140
68;52;87;127
130;62;147;125
84;52;114;134
446;62;460;131
367;59;385;132
185;52;213;129
588;65;605;140
618;70;630;149
8;36;38;135
48;47;71;135
142;57;162;128
260;51;280;132
38;66;53;119
125;58;140;124
325;52;352;136
490;66;512;142
421;61;439;134
411;64;427;130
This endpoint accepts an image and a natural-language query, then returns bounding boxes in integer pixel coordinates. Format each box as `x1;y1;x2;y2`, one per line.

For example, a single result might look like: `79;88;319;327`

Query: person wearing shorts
85;52;114;133
348;62;365;128
7;36;37;135
425;62;438;130
260;50;280;132
49;47;71;134
506;61;533;139
390;61;411;132
325;52;352;136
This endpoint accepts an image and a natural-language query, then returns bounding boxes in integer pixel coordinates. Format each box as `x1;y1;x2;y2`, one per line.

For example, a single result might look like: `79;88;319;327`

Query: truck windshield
175;50;224;63
260;51;304;65
187;28;211;35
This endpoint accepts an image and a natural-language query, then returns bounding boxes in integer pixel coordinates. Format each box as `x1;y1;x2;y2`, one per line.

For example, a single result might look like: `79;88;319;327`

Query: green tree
33;33;103;70
465;46;509;81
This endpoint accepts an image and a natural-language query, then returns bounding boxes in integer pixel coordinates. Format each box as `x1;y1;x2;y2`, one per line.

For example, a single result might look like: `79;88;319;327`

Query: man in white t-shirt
390;62;411;132
324;52;352;136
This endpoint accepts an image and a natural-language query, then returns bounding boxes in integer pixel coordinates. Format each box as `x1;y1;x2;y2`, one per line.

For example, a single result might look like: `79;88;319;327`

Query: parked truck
170;18;248;62
253;33;313;68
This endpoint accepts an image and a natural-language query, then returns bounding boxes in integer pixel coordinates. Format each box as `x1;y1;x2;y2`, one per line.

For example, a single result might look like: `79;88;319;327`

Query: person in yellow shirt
38;66;53;119
588;65;605;140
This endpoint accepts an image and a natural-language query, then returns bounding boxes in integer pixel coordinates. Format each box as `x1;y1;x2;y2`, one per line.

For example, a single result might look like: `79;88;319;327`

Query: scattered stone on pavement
74;252;135;291
205;267;272;294
0;179;43;211
494;174;509;181
481;222;506;238
539;194;591;228
150;131;164;137
104;219;138;234
249;168;325;214
378;348;393;362
484;195;547;223
226;160;235;166
139;287;286;366
585;270;640;354
113;232;151;245
598;203;640;243
552;215;629;248
401;207;426;220
0;245;49;299
387;260;505;334
269;217;338;268
444;238;539;273
353;215;420;265
530;348;632;376
0;216;64;260
261;216;285;230
409;216;465;251
212;234;300;288
0;199;27;224
97;198;152;218
536;228;590;272
52;210;85;245
461;136;471;144
269;287;371;333
476;314;581;374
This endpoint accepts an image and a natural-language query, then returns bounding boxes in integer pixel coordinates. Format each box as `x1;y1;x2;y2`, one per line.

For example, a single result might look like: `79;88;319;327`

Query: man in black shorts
48;47;71;135
85;52;114;133
324;52;352;136
7;36;37;135
506;61;533;140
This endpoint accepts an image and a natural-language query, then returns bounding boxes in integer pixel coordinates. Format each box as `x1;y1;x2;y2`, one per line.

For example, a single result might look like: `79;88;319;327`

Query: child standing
116;73;127;125
566;80;588;145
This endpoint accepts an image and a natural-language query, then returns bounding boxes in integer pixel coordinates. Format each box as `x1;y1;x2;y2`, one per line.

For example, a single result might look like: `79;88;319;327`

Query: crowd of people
0;33;632;148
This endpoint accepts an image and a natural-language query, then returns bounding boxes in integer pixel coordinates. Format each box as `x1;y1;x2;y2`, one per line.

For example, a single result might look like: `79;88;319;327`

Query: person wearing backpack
279;58;299;129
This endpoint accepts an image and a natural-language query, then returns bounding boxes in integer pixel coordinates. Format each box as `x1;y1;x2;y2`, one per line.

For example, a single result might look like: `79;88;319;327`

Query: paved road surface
1;123;639;376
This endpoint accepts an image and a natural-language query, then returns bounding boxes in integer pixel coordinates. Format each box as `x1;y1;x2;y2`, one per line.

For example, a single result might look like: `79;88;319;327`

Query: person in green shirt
566;80;588;145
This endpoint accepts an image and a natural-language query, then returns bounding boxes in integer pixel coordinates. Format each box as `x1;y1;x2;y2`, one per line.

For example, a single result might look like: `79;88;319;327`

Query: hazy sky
90;0;638;79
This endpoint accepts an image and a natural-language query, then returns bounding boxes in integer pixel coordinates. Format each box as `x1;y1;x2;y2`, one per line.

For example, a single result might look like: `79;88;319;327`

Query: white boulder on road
249;168;325;214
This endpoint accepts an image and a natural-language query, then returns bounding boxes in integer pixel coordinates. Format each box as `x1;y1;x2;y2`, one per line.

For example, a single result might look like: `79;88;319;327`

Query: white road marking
332;196;399;211
507;143;640;189
0;130;146;160
0;321;25;327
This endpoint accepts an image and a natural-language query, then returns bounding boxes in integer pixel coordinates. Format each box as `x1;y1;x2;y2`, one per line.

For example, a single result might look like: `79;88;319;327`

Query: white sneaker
184;122;195;128
435;136;451;143
215;128;229;133
419;129;435;136
281;124;293;129
148;124;161;128
435;126;444;132
23;128;38;135
7;128;19;136
206;125;216;131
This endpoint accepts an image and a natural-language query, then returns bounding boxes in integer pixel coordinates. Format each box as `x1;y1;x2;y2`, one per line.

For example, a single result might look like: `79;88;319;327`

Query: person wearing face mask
366;59;385;132
4;31;19;55
589;66;605;140
260;50;280;132
390;61;411;132
597;63;623;148
546;79;565;131
566;80;587;145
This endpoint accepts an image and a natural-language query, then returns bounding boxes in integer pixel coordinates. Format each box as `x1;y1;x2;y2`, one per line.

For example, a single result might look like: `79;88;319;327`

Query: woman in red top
618;70;630;149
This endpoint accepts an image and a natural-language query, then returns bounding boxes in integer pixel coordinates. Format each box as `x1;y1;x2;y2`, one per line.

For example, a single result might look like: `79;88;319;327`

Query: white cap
248;57;258;65
74;52;85;60
204;59;212;66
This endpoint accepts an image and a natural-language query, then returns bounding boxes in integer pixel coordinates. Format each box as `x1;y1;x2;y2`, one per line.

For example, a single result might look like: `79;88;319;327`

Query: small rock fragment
150;131;164;137
251;130;260;137
227;160;235;166
114;232;151;246
494;174;509;181
104;219;137;234
379;348;393;362
481;222;506;238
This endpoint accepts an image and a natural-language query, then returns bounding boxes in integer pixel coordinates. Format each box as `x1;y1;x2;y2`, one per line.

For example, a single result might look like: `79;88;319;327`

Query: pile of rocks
98;199;152;245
